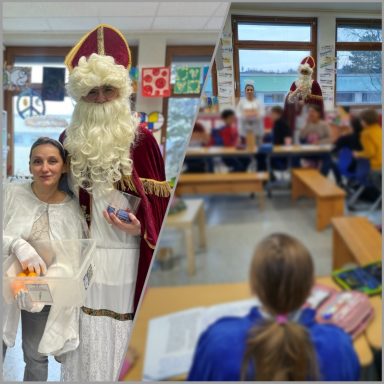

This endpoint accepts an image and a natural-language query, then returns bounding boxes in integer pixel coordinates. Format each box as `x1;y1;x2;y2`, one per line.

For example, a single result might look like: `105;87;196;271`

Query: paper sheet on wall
142;298;258;380
318;44;336;110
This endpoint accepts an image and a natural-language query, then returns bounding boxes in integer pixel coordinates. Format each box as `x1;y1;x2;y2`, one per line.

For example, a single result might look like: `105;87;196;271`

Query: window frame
3;45;138;176
335;18;382;108
232;15;318;99
161;45;216;154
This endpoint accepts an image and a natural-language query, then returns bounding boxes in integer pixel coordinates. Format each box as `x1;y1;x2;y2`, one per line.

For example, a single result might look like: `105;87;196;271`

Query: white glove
15;290;44;313
11;239;47;275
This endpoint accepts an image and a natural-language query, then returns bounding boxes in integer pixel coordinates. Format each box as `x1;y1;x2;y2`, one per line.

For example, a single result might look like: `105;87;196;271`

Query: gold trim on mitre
64;23;131;73
302;55;316;69
97;25;105;55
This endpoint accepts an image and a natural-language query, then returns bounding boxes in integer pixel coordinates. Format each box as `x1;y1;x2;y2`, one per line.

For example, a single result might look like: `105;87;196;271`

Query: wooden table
292;169;345;230
331;216;382;269
185;146;256;158
124;278;379;381
176;172;269;208
164;199;207;275
265;144;332;194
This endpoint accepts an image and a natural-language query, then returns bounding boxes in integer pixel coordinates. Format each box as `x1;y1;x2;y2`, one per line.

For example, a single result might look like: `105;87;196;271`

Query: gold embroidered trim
81;306;133;321
144;230;156;250
117;176;171;197
97;26;105;55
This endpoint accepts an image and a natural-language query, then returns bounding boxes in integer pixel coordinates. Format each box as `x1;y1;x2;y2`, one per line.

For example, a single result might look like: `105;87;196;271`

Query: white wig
64;53;138;196
66;53;132;102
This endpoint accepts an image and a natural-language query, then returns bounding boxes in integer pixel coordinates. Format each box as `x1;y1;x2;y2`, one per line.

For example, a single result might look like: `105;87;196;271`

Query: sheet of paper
200;298;259;332
143;307;205;380
143;298;260;380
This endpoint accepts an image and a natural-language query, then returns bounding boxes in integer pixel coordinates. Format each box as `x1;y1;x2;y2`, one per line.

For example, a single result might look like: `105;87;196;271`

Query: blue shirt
188;307;360;381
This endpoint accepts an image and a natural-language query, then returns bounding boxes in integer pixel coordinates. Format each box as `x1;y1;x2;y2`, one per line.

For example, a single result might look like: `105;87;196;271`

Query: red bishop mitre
65;24;131;72
300;55;315;69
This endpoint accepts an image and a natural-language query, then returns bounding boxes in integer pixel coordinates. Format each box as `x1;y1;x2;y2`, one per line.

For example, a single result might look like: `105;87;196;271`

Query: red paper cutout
141;67;170;98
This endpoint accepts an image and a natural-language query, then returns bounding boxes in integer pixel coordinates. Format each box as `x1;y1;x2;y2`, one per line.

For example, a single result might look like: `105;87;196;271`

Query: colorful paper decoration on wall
42;67;65;101
174;66;201;95
137;111;164;133
129;67;139;93
141;67;171;97
17;88;45;119
3;66;31;92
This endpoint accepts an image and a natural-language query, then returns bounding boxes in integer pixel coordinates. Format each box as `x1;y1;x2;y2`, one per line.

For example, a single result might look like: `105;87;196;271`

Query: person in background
263;106;294;179
300;104;332;145
269;106;292;146
210;109;249;172
325;117;363;186
236;82;265;145
188;233;360;381
353;109;382;172
184;122;212;173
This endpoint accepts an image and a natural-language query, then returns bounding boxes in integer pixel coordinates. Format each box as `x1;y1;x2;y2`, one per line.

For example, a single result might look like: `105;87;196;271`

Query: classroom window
238;49;310;105
237;23;311;42
336;92;355;104
335;19;382;106
162;46;214;181
232;16;317;100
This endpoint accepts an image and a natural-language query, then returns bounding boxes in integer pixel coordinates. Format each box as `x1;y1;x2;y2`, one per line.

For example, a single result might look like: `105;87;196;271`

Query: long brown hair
241;233;318;381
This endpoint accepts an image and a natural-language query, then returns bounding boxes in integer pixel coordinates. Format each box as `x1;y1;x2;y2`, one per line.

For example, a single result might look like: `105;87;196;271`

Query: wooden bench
176;172;269;208
331;216;382;269
292;169;346;230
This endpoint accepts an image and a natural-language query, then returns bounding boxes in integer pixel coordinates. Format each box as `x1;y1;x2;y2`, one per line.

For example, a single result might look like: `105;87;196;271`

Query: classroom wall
220;5;381;111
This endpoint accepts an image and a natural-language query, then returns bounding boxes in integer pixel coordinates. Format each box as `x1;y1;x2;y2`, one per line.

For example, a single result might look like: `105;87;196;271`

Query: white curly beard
64;98;138;197
295;73;313;100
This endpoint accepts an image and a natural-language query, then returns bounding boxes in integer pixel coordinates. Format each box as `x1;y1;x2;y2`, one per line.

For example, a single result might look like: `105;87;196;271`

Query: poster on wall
318;44;336;111
216;32;235;109
174;67;202;94
141;67;171;97
42;67;66;101
129;67;139;93
3;66;31;92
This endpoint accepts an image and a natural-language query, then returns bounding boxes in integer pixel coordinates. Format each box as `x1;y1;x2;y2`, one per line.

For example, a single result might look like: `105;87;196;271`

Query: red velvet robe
59;126;170;314
283;79;324;133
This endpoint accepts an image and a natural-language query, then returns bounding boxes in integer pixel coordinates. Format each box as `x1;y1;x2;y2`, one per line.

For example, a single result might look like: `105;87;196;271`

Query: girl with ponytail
188;233;360;381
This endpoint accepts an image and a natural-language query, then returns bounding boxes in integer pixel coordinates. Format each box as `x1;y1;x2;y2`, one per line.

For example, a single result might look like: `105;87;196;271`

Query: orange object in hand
11;270;38;296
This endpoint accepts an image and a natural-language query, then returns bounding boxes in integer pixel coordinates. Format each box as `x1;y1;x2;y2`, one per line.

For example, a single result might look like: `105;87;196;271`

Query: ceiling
3;2;229;45
231;2;382;13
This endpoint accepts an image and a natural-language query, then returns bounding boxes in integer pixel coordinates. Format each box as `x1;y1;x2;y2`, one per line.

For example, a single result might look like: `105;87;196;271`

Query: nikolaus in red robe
283;56;324;133
59;125;170;314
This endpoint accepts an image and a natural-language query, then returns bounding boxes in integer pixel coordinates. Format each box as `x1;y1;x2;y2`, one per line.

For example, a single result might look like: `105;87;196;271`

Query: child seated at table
210;109;239;147
353;108;382;172
300;104;332;145
270;105;292;146
188;233;359;381
210;109;250;172
184;122;212;173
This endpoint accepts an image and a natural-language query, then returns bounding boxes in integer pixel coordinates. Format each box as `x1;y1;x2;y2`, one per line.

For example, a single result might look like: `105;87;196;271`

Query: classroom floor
150;191;381;287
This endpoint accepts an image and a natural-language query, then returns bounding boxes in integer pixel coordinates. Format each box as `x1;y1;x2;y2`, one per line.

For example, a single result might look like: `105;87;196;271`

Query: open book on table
142;298;259;381
142;285;337;381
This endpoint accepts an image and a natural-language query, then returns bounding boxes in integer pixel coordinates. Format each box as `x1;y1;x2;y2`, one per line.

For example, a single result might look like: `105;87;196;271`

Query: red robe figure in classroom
58;24;170;381
283;56;324;133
